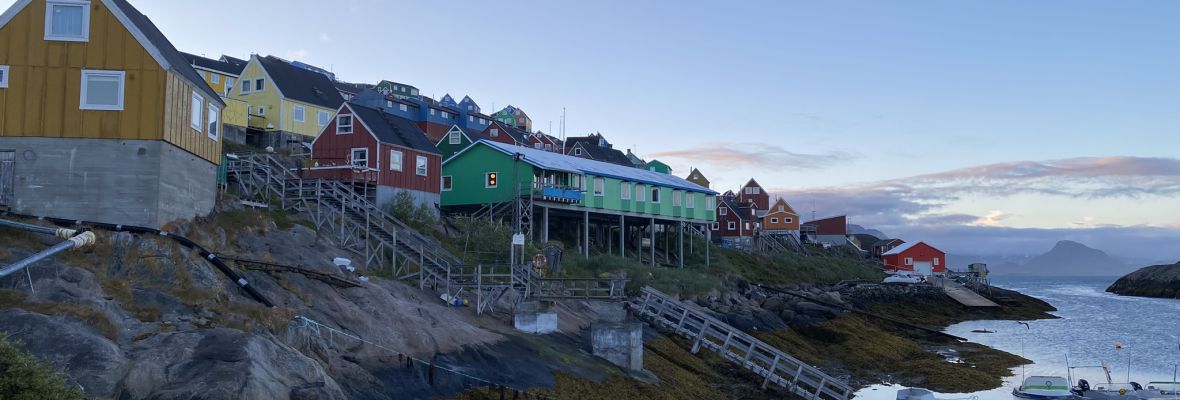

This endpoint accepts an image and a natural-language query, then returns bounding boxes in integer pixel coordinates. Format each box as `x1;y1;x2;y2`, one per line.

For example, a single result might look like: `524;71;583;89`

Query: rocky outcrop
1106;262;1180;299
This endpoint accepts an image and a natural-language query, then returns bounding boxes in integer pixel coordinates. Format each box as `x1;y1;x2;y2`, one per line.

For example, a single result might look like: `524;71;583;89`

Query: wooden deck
930;277;999;307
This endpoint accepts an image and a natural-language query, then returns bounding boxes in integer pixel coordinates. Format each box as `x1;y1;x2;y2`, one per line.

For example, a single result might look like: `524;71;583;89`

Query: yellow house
182;52;248;141
0;0;224;228
686;168;711;189
228;55;343;149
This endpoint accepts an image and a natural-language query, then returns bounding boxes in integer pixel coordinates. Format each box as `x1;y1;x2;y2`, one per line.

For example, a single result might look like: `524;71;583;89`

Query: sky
21;0;1180;261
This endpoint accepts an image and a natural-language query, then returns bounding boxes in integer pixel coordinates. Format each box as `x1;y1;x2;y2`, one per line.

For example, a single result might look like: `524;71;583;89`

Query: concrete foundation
591;322;644;371
513;301;558;334
0;137;216;228
375;186;440;217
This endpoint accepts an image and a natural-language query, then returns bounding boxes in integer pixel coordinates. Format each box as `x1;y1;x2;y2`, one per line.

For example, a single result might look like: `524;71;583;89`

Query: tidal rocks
1106;262;1180;299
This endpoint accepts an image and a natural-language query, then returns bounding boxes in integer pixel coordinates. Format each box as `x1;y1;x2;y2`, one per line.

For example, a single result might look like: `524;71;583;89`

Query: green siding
442;143;716;222
436;135;472;160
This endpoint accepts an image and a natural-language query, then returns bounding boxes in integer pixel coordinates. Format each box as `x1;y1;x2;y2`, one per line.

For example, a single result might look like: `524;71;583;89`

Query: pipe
0;218;77;238
0;231;96;278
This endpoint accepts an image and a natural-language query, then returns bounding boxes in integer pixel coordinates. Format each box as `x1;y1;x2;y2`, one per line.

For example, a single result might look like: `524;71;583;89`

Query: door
0;150;13;206
913;261;933;276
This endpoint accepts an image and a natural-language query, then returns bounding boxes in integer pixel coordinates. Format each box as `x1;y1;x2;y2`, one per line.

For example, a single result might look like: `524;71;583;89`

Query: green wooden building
645;159;672;174
442;140;718;266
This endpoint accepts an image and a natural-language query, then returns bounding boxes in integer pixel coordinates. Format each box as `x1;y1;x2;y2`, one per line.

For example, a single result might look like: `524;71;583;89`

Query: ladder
630;287;853;400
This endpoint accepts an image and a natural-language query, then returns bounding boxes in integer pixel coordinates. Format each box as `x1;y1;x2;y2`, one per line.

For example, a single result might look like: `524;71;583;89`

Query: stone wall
0;137;216;228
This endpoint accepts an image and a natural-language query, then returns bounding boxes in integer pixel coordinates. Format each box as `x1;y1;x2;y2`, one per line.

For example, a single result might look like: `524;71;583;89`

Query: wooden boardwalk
930;277;998;307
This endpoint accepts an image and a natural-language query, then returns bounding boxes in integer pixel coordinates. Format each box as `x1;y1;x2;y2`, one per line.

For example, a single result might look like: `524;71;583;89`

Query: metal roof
469;140;718;195
882;241;922;256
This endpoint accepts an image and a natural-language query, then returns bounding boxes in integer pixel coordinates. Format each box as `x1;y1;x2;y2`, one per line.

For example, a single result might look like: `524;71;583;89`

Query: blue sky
30;0;1180;260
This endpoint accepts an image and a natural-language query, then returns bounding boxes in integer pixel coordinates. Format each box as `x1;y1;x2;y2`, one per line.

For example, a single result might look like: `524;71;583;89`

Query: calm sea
855;276;1180;400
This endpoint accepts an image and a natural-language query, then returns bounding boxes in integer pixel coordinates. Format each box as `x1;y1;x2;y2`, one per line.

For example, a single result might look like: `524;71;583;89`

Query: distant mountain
997;240;1134;277
1106;262;1180;299
847;224;888;241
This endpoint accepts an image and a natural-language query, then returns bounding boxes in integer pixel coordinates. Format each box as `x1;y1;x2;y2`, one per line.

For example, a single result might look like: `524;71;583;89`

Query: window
711;223;718;230
336;115;353;134
210;74;220;84
545;144;553;151
771;218;779;224
673;190;682;206
254;78;264;91
574;148;583;156
240;79;250;94
256;105;265;116
0;65;8;88
534;143;543;149
777;205;785;212
386;100;394;108
390;150;403;171
318;111;330;126
636;185;646;201
620;182;632;200
293;105;305;122
350;148;368;167
727;222;736;230
720;207;727;215
442;176;452;191
441;111;450;119
430;109;435;115
706;196;716;210
226;78;235;90
490;128;499;137
399;104;408;112
593;177;604;196
415;156;428;176
486;172;498;188
934;258;940;266
651;187;661;203
188;93;204;130
687;193;695;208
45;1;90;42
468;116;474;122
904;257;913;266
206;104;219;140
744;187;760;195
448;130;461;144
785;217;793;223
80;70;125;110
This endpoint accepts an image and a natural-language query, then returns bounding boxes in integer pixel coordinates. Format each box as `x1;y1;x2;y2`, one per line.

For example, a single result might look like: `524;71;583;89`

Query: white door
913;261;933;276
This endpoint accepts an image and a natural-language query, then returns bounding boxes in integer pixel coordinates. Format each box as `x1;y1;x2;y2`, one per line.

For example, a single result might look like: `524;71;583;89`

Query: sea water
854;276;1180;400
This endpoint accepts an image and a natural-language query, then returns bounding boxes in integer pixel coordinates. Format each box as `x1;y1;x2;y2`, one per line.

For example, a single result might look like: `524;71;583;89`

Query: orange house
763;198;800;234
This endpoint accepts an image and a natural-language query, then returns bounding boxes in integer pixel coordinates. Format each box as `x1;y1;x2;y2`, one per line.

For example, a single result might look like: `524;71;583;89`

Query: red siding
481;125;519;145
310;106;441;194
812;215;847;236
418;122;451;143
738;180;770;212
882;242;947;273
713;203;756;238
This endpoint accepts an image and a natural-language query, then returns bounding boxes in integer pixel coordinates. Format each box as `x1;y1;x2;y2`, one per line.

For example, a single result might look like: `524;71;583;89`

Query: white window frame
79;70;125;111
415;155;428;176
442;175;453;191
574;148;583;156
745;222;751;230
687;193;695;208
711;222;719;230
189;92;204;131
336;115;353;135
206;104;219;140
399;104;408;112
390;150;403;171
44;0;91;42
727;221;736;230
720;207;727;215
441;111;450;119
904;257;914;266
350;148;369;168
448;130;461;144
256;105;265;116
254;78;264;92
620;182;632;200
318;110;330;127
210;74;220;84
485;172;498;188
0;65;8;88
706;196;715;210
593;177;604;196
785;217;793;223
673;190;682;206
293;105;305;122
240;79;251;94
934;258;940;266
468;115;474;122
636;184;646;202
771;217;779;224
490;128;499;137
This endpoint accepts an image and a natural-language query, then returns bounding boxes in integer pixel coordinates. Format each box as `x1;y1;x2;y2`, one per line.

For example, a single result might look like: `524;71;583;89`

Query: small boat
1142;382;1180;400
896;388;936;400
1013;376;1075;400
1074;380;1147;400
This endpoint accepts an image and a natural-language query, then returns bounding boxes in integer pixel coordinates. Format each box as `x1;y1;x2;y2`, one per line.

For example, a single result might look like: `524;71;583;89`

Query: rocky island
1106;262;1180;299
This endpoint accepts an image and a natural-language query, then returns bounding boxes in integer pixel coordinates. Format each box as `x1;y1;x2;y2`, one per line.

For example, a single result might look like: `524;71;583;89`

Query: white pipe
0;231;97;278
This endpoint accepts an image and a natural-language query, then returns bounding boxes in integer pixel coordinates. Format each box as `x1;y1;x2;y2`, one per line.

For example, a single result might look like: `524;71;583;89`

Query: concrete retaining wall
375;186;440;217
0;137;216;228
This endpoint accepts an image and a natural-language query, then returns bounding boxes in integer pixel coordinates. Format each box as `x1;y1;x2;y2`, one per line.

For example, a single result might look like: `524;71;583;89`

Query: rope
290;315;534;394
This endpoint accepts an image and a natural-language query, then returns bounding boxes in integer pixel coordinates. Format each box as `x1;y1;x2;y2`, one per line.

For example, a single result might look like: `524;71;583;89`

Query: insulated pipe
0;231;96;278
0;218;77;238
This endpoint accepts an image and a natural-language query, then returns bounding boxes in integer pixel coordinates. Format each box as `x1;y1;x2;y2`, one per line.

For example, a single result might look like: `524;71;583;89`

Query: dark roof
221;55;248;67
347;103;440;155
258;56;344;109
720;197;752;221
108;0;222;105
491;121;530;144
181;51;244;75
334;81;374;94
872;239;904;248
567;139;633;167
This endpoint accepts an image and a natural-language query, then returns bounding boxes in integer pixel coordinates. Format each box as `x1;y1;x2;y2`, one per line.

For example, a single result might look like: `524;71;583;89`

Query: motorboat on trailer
1013;376;1075;400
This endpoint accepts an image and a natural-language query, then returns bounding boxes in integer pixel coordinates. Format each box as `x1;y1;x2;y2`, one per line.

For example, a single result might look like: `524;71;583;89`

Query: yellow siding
0;0;165;140
162;71;222;164
227;57;281;131
280;99;334;138
193;68;236;97
222;97;248;128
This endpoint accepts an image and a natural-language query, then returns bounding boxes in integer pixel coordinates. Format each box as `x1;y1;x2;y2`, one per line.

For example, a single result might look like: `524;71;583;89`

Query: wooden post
649;218;656;266
619;214;625;258
762;355;781;389
542;206;549;243
691;321;709;354
705;228;711;268
678;221;684;268
583;211;590;259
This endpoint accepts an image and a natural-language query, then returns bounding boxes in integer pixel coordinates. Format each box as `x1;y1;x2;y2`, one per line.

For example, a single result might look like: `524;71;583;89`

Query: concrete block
586;301;627;323
591;322;644;371
514;301;558;334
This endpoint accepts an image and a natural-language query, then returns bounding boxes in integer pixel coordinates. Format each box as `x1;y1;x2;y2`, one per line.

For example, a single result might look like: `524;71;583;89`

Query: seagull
1017;322;1031;330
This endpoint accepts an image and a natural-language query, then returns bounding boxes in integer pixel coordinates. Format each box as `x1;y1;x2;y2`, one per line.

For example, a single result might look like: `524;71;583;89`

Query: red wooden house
802;215;848;246
738;179;770;217
713;191;757;246
881;241;946;275
308;103;443;212
871;238;905;258
482;121;529;146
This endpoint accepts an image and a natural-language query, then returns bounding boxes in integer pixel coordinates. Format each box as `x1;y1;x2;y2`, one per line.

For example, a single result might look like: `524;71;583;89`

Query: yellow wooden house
686;168;711;189
0;0;225;228
228;55;343;149
181;52;248;142
763;197;801;235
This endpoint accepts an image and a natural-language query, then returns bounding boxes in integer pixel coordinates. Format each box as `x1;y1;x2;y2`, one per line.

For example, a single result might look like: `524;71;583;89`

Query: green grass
561;255;727;297
0;335;84;400
0;290;117;341
719;250;886;286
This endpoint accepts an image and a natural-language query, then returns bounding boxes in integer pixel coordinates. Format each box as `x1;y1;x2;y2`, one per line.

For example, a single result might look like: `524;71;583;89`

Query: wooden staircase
630;287;853;400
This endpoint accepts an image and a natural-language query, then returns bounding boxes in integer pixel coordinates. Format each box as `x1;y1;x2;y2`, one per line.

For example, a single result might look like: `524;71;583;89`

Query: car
883;274;926;284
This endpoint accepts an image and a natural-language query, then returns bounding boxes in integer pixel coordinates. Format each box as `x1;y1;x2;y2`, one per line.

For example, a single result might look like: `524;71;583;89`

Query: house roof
258;56;344;109
565;137;634;167
872;238;904;248
720;197;752;220
181;51;245;76
462;140;718;195
489;121;529;144
105;0;223;105
769;198;798;215
881;241;940;256
347;103;440;155
334;81;374;95
220;55;247;67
